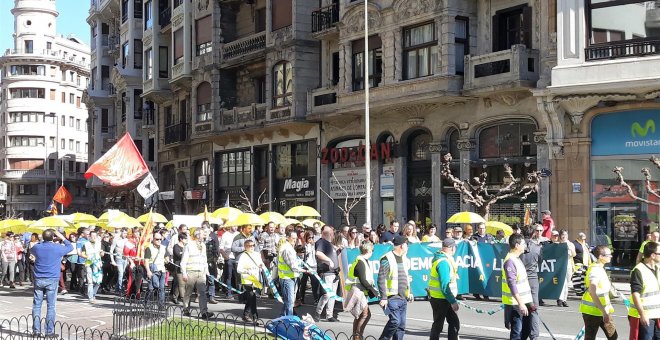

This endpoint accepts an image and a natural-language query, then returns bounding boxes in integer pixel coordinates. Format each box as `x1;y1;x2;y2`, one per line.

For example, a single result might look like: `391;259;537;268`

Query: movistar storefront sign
592;109;660;156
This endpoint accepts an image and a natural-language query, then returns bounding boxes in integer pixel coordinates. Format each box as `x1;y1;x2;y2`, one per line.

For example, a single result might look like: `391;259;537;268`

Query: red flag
84;133;148;186
53;186;72;208
137;210;155;259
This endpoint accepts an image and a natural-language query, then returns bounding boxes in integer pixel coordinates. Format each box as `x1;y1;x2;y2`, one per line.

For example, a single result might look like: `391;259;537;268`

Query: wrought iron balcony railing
312;3;339;33
585;38;660;61
164;123;188;145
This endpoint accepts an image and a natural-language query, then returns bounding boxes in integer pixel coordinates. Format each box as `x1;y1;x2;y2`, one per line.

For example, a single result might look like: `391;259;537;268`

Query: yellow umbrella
226;213;266;227
196;213;223;225
447;212;486;224
0;219;30;234
284;218;302;226
284;206;321;218
137;212;169;224
260;212;286;225
485;221;513;237
106;215;142;230
302;219;325;228
69;213;97;224
165;221;173;229
27;216;74;234
211;207;243;222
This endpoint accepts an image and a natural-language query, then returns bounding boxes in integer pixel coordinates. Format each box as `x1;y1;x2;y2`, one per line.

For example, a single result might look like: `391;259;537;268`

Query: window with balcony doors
135;0;143;18
255;77;266;104
101;109;109;133
196;82;212;122
134;40;143;69
195;16;212;56
24;40;33;54
272;0;292;31
332;52;340;85
586;1;660;60
145;48;153;79
492;5;531;52
9;88;45;99
255;8;266;33
479;122;537;158
352;36;382;91
17;184;39;195
455;17;469;75
9;65;45;76
122;0;129;23
144;0;152;29
159;47;168;78
134;89;143;119
174;29;184;65
403;22;438;79
122;42;129;68
273;61;292;107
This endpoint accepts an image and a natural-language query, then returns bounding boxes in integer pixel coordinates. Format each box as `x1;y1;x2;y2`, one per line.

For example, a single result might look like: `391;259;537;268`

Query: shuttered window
174;29;184;64
272;0;292;31
195;16;212;56
197;82;212;121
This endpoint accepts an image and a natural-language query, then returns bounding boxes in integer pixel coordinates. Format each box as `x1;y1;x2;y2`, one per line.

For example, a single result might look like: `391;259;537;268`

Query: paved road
0;283;633;339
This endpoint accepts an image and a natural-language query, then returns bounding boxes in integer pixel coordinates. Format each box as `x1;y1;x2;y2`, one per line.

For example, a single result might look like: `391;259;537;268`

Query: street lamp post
364;0;371;226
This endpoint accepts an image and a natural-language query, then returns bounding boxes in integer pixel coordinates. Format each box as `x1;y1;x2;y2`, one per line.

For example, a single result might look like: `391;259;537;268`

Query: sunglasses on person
153;237;163;241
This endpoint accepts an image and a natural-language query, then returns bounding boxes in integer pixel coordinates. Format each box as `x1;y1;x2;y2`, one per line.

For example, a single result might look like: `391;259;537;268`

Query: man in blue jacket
30;228;73;338
429;238;460;340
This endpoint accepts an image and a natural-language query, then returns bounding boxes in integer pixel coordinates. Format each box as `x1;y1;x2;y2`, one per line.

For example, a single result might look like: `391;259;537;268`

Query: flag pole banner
341;242;568;299
84;132;149;186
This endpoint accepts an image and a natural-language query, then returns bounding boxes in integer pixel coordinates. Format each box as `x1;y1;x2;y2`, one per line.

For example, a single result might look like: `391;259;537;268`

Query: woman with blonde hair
402;223;420;243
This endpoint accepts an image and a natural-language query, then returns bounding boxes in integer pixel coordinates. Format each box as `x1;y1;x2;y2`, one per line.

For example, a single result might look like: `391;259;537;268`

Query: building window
69;116;74;127
196;82;212;122
76;141;80;152
272;61;292;107
69;93;74;104
255;8;266;33
195;16;212;56
46;42;51;51
122;42;129;68
493;5;531;52
193;159;209;186
101;109;109;133
144;0;152;29
60;138;65;149
174;0;184;8
479;122;537;158
76;119;81;130
49;137;55;148
134;40;143;69
352;36;382;91
403;22;437;79
9;65;45;76
455;17;469;75
84;143;88;153
145;48;153;80
217;150;251;188
159;46;168;78
332;52;340;85
174;29;184;65
121;0;129;23
17;184;38;195
134;0;143;18
9;136;45;147
69;139;74;150
255;76;266;104
272;0;292;31
9;88;45;99
134;89;143;119
60;115;65;126
9;112;46;123
24;40;33;54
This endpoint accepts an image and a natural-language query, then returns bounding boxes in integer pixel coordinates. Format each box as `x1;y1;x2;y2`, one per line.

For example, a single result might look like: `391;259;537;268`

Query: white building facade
0;0;92;218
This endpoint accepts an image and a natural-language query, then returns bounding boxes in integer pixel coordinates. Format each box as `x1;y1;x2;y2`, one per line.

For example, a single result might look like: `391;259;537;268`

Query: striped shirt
378;253;408;300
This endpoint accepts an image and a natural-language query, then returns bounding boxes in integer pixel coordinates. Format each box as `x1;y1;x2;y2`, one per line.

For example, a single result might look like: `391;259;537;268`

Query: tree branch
613;166;659;206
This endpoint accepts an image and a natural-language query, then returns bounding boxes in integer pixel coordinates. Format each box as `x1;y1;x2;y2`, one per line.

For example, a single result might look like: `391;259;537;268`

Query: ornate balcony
164;123;188;145
585;38;660;61
214;103;267;132
160;7;171;29
312;3;339;35
463;44;540;96
221;32;266;67
307;87;337;118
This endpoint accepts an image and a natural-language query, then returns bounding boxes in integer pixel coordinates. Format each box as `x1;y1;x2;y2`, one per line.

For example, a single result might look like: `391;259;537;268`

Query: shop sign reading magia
330;169;367;199
279;176;316;199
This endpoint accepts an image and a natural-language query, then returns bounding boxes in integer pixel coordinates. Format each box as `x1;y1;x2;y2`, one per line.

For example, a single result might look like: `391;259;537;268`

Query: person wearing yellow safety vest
429;238;460;340
343;241;378;339
377;235;413;340
277;231;306;317
502;233;535;340
180;229;214;320
629;241;660;340
636;232;659;264
237;239;264;323
579;245;617;340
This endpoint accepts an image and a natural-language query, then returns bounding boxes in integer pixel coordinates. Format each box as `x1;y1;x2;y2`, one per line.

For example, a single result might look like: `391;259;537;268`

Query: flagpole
364;0;371;227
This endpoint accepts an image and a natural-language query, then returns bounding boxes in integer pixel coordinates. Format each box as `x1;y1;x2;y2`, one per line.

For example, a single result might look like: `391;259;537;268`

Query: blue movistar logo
631;120;655;137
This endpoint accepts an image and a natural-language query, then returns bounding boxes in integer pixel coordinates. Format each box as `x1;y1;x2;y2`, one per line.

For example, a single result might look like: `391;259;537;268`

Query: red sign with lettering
320;143;393;164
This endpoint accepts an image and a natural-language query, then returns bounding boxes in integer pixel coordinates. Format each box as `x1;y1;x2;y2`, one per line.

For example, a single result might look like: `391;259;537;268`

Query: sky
0;0;91;52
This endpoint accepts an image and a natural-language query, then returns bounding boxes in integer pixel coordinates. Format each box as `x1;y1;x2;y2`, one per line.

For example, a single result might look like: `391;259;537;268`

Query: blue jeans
508;305;536;340
115;257;126;293
148;268;166;304
226;259;236;297
32;278;59;335
279;278;296;316
638;317;660;340
379;297;408;340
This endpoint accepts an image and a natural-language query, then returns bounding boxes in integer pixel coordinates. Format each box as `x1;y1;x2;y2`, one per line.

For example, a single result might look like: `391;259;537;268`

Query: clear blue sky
0;0;90;52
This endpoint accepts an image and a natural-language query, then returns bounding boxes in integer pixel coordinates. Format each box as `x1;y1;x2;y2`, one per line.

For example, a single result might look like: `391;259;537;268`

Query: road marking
406;317;582;339
0;300;11;304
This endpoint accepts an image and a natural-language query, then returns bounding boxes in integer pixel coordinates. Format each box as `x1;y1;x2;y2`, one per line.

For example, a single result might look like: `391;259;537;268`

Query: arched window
448;129;460;159
273;61;292;107
196;82;212;122
409;132;431;162
479;122;537;158
161;165;175;191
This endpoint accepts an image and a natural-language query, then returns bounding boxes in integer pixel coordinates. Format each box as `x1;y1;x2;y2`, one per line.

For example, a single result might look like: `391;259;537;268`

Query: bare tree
613;156;660;208
238;187;274;214
320;172;369;225
440;153;543;219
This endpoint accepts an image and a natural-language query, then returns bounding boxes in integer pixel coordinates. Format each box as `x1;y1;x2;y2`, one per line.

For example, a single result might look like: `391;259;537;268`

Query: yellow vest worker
429;238;460;340
579;245;617;340
502;234;534;340
629;241;660;339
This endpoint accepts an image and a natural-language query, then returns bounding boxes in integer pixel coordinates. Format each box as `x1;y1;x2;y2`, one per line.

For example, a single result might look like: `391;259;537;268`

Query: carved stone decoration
456;139;476;151
489;93;524;106
172;14;184;27
557;95;601;132
644;90;660;99
270;26;293;46
197;0;209;11
143;33;153;46
427;142;445;154
393;0;437;21
533;131;547;144
342;4;382;36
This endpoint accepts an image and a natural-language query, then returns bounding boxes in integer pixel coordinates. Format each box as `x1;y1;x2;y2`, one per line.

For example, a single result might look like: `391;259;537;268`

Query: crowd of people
5;208;659;340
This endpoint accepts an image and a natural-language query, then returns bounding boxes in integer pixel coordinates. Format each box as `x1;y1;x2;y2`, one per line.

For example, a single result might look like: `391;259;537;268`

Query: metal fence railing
0;315;116;339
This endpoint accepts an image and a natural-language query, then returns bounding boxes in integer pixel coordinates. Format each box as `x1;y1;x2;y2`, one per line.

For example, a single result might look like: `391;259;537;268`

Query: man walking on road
144;231;168;305
180;229;214;319
278;231;305;316
429;238;460;340
629;241;660;339
30;229;73;338
378;235;413;340
315;227;340;322
579;245;617;340
503;233;535;340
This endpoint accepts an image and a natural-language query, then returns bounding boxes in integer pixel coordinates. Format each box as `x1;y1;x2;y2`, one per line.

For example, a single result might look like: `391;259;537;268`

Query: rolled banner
261;266;283;304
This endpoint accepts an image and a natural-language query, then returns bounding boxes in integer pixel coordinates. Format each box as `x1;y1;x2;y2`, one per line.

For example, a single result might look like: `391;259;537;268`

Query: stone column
457;139;475;212
151;0;160;88
380;30;395;85
320;162;333;225
535;131;550;219
429;142;444;228
394;156;406;223
338;41;352;94
183;0;192;74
